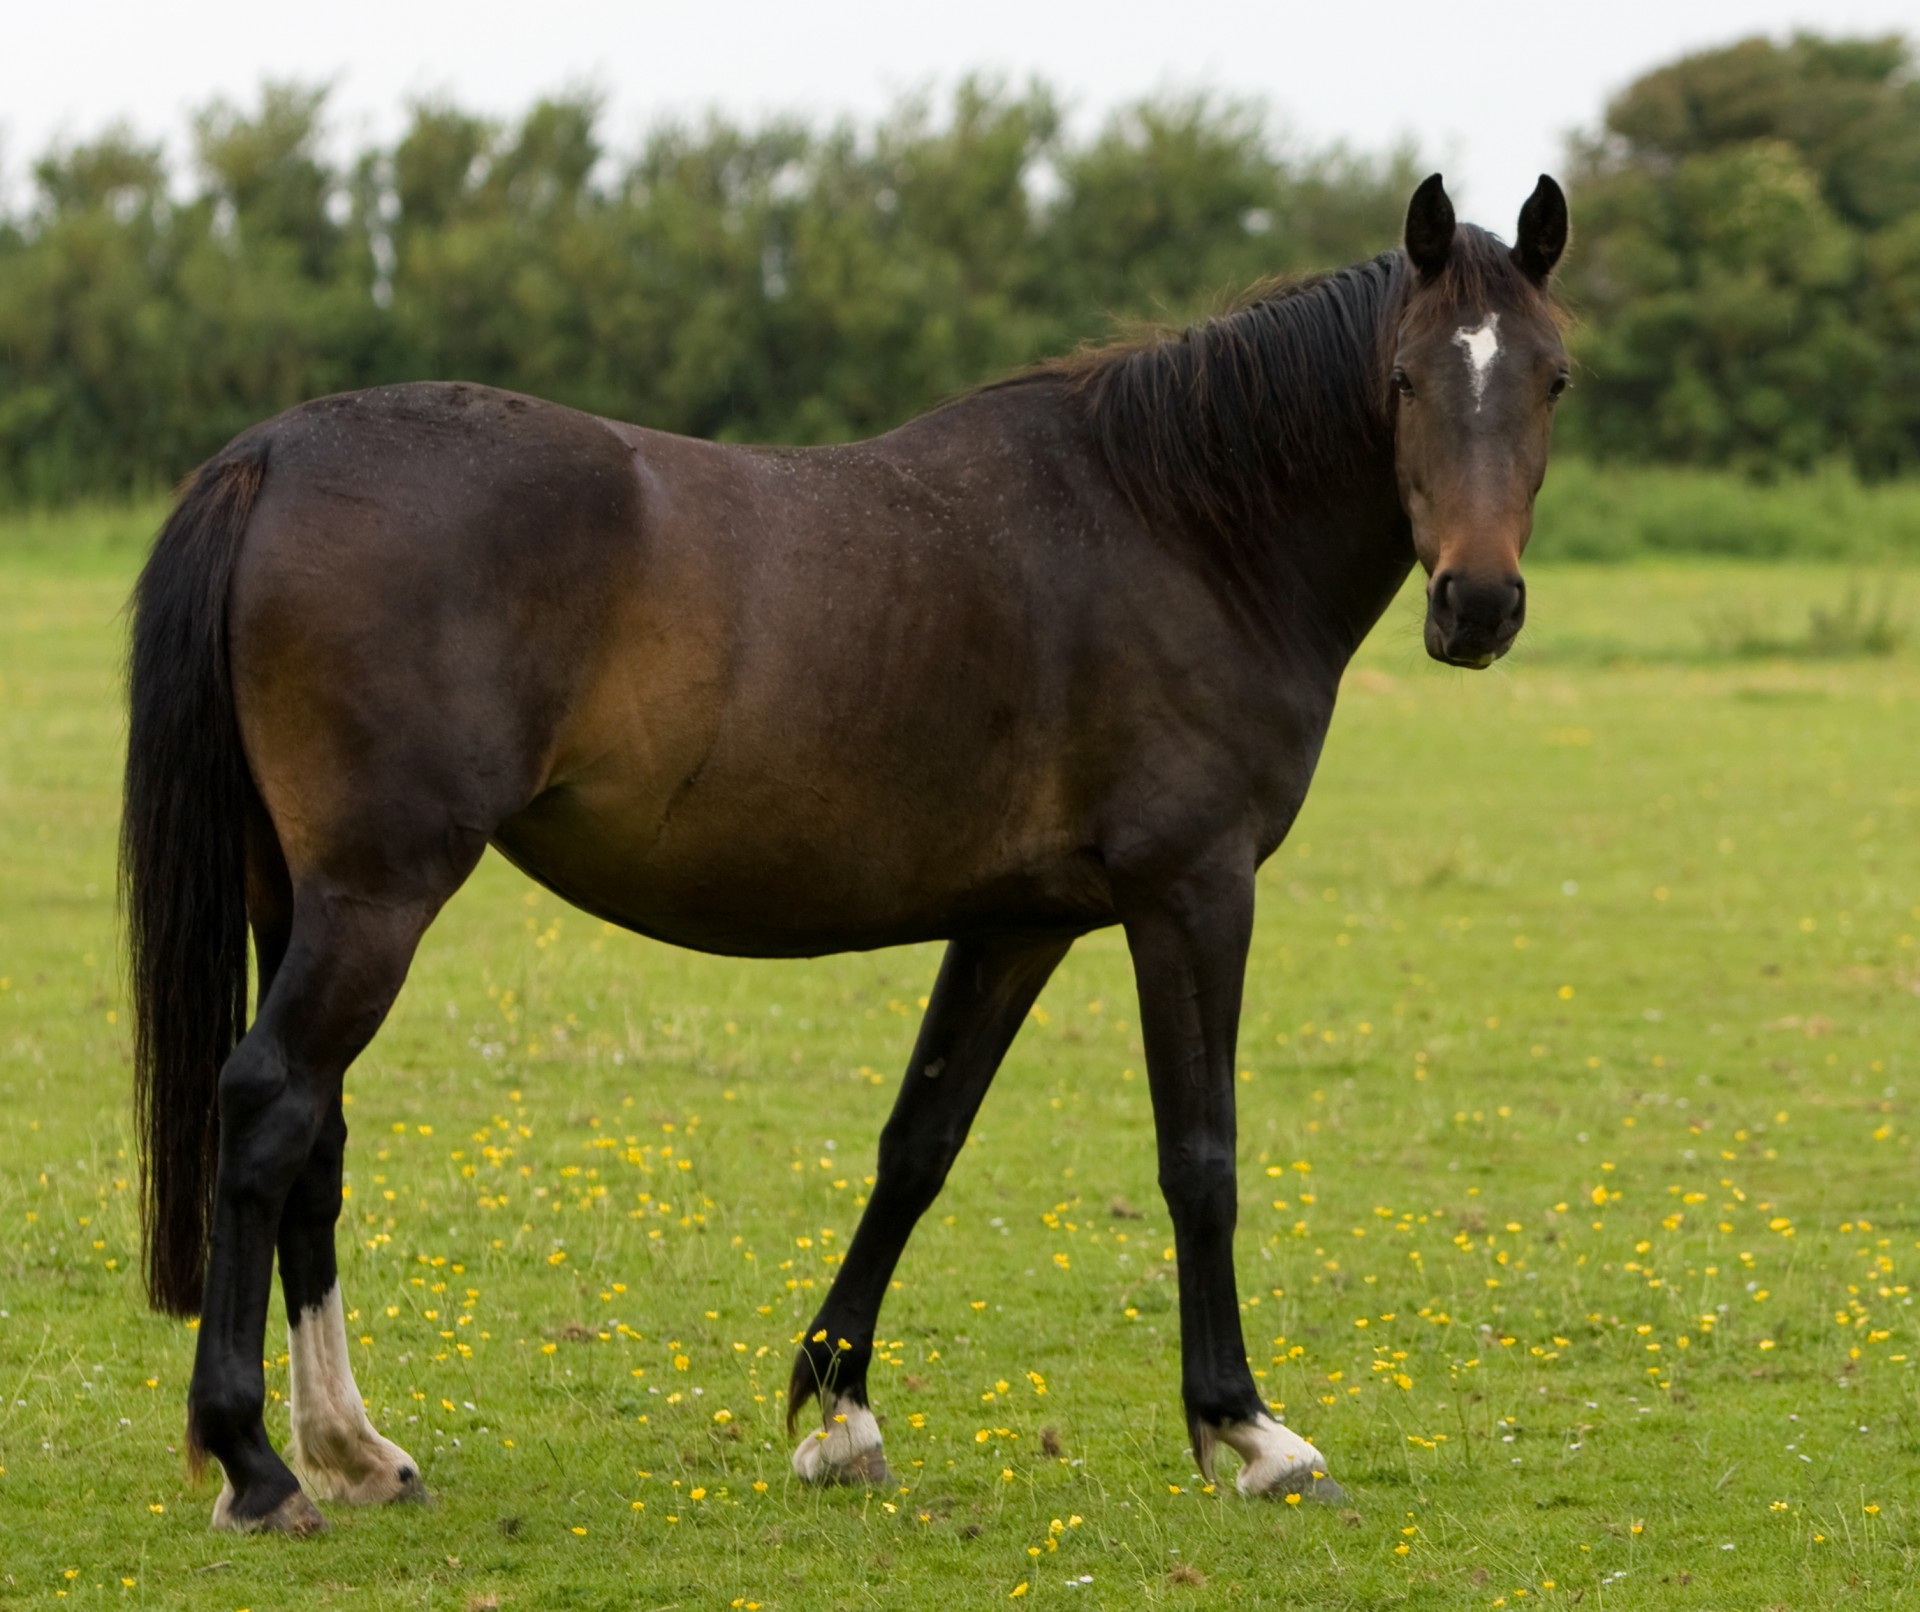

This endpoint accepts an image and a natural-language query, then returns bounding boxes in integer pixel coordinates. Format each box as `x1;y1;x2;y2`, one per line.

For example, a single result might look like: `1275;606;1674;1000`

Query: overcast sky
6;0;1915;224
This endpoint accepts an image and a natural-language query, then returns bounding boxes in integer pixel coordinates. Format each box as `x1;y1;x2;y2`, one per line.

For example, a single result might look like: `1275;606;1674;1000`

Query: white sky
5;0;1915;225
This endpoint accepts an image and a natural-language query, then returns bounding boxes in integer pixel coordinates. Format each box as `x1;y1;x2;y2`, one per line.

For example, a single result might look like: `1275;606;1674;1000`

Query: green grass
1;521;1917;1610
1535;460;1920;565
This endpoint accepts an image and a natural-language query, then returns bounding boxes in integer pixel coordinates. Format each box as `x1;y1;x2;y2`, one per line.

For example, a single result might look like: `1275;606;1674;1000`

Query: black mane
1036;226;1543;542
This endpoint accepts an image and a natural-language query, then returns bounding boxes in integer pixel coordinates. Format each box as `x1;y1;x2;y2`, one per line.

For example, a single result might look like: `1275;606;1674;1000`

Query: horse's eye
1392;367;1415;398
1548;372;1570;400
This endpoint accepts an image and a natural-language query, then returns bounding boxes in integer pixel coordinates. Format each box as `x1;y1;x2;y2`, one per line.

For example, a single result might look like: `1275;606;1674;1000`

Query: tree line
0;32;1915;504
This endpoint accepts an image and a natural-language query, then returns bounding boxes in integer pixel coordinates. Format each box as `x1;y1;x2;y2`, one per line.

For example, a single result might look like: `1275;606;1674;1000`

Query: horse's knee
216;1041;326;1203
874;1126;956;1214
1158;1143;1238;1236
216;1033;286;1120
313;1103;347;1157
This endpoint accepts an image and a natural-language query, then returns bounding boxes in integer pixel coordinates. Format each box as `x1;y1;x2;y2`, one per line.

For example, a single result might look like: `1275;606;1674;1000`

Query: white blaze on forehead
1452;313;1503;408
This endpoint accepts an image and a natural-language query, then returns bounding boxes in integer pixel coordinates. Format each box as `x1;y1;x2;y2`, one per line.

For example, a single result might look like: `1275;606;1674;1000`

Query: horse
122;172;1569;1532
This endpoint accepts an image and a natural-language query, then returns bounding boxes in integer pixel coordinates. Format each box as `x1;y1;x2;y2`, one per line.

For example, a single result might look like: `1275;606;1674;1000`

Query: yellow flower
1009;1584;1028;1599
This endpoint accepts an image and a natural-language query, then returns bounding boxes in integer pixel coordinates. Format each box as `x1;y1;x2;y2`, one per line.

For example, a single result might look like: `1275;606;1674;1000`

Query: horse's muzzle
1426;570;1525;668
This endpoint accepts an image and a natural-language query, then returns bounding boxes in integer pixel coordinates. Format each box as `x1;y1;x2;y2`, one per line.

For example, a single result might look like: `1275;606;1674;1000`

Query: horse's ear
1404;173;1455;280
1512;174;1569;283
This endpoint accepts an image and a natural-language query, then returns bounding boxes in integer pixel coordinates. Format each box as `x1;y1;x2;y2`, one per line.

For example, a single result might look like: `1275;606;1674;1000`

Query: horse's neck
1242;461;1416;672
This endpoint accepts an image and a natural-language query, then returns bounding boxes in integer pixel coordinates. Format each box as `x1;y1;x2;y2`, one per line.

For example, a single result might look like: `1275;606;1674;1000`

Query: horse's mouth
1425;626;1516;669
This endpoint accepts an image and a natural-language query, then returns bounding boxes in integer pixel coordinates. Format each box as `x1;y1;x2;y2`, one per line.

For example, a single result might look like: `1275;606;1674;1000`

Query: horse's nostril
1430;571;1456;612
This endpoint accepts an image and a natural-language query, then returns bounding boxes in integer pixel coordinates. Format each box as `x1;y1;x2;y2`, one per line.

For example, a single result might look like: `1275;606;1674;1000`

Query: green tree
0;77;1437;502
193;82;343;278
1050;96;1418;326
1562;32;1920;474
0;130;180;497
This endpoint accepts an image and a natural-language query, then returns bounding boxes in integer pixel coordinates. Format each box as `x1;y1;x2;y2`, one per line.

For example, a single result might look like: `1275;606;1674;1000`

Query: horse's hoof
1197;1415;1340;1503
356;1459;429;1506
790;1399;890;1486
1242;1458;1345;1504
211;1482;326;1535
390;1463;430;1505
1289;1472;1348;1505
291;1434;427;1505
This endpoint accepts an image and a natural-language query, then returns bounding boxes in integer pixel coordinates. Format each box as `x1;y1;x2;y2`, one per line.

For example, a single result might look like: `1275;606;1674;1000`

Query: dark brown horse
123;173;1569;1532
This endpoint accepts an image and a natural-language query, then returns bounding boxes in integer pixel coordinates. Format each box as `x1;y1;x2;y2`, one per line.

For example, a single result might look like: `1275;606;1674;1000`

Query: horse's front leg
1123;858;1342;1500
787;931;1071;1483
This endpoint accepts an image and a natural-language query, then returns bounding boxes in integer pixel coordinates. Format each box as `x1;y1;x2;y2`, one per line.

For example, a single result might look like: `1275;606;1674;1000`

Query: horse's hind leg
190;871;467;1533
278;1098;426;1505
230;808;422;1503
787;932;1070;1484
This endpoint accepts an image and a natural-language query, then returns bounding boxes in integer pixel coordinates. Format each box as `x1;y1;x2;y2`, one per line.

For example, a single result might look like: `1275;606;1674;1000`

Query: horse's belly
490;767;1112;958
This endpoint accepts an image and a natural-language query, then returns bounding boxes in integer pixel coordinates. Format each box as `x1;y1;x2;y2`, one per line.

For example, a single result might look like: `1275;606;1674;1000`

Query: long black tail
122;438;269;1317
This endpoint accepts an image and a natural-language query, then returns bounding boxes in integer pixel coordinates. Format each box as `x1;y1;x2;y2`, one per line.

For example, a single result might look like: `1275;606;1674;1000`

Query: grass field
1;521;1916;1609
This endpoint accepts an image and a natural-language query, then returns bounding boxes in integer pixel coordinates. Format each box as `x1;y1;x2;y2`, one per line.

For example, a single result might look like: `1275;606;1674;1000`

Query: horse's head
1392;174;1569;667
